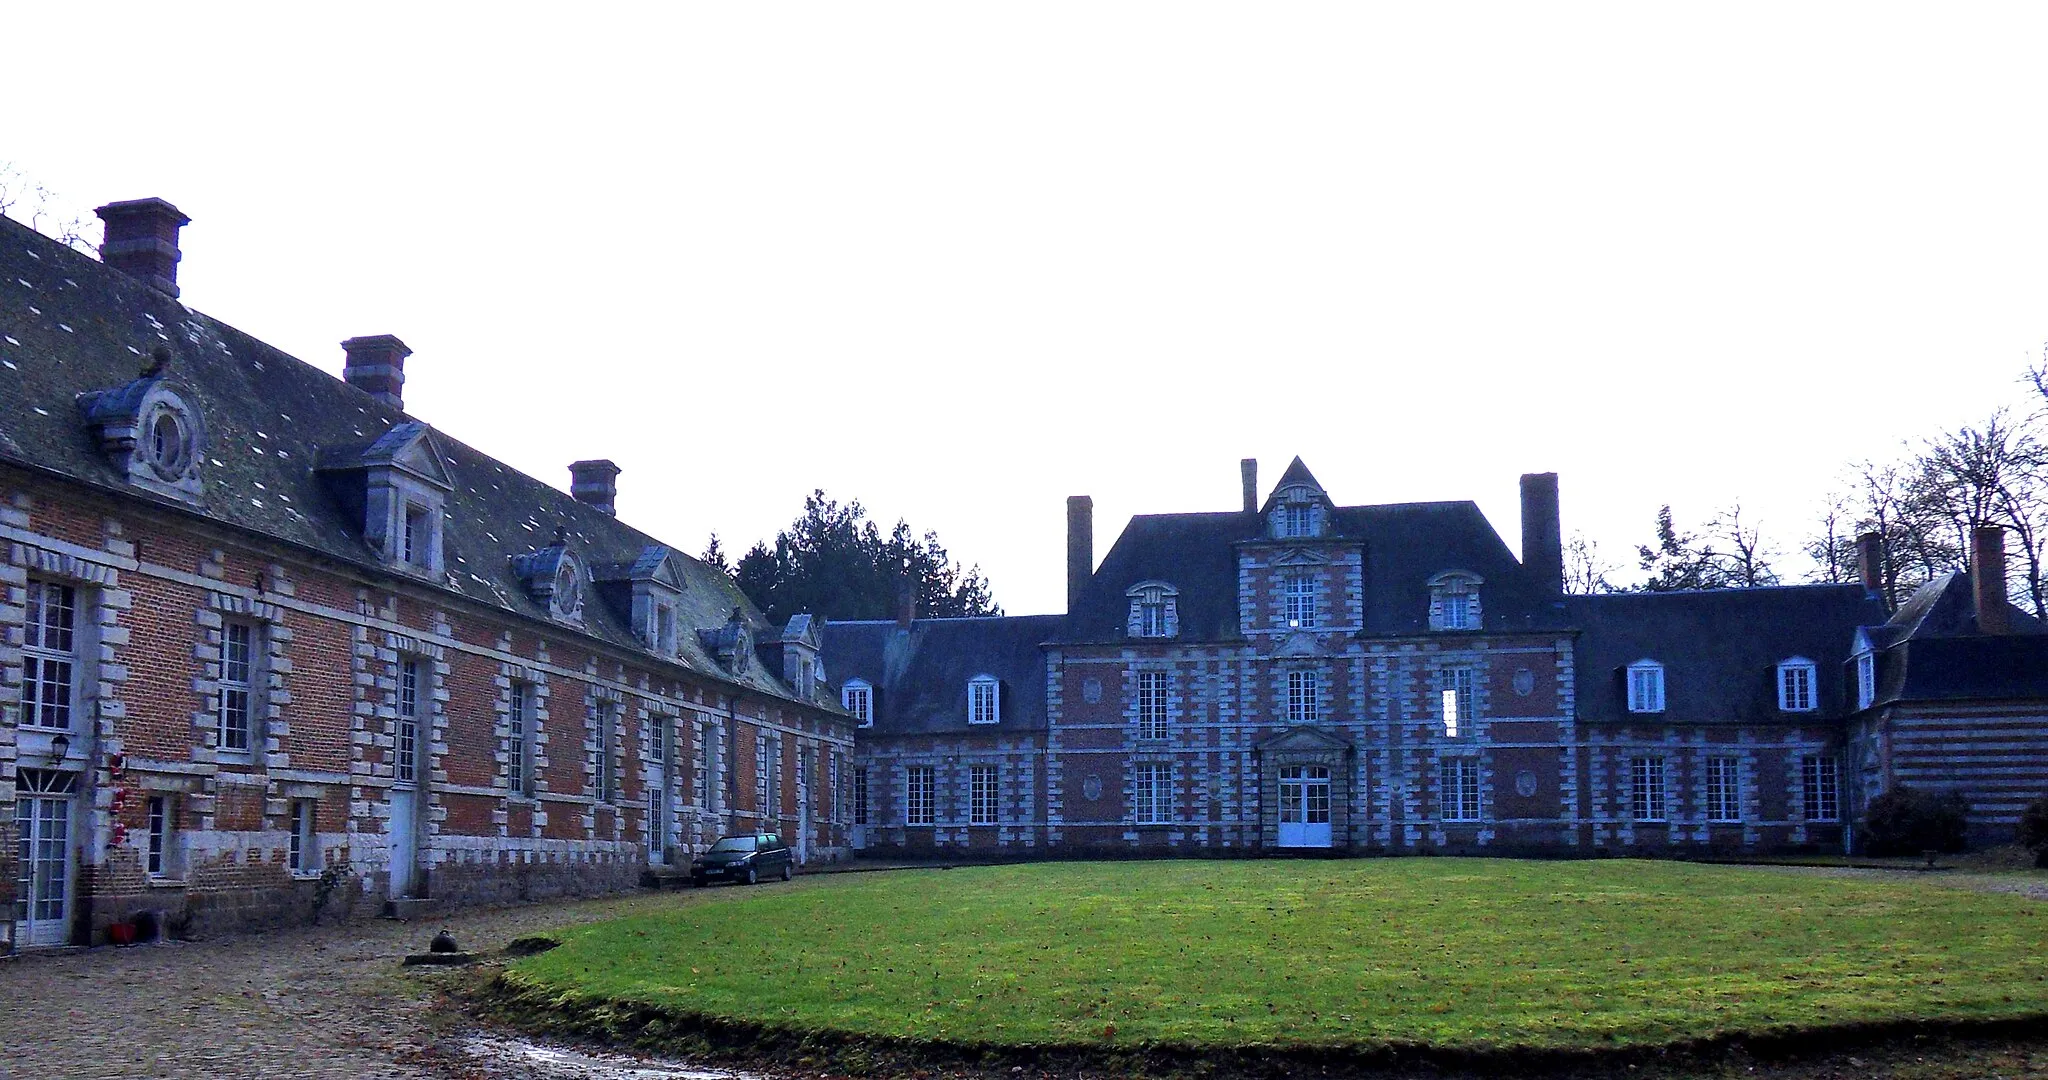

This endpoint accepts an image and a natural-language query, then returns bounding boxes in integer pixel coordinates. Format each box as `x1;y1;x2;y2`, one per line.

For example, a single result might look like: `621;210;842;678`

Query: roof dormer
315;420;454;576
698;607;752;675
593;545;685;658
78;348;206;503
511;528;586;625
1261;457;1331;540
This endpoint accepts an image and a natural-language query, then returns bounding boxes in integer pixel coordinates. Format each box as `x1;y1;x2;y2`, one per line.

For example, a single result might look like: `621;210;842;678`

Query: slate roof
1867;571;2048;706
1565;585;1890;724
0;213;808;704
821;615;1062;735
1063;499;1568;642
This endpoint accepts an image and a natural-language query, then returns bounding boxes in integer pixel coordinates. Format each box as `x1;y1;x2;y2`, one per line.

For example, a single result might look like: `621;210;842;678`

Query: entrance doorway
1277;764;1332;848
386;788;417;899
14;769;77;947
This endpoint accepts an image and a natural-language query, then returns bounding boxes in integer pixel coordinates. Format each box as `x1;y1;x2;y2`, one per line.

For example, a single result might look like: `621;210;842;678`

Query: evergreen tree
732;490;1002;623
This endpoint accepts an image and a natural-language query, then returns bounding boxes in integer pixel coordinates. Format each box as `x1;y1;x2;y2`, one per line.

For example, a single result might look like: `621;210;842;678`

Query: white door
14;769;77;947
386;789;417;899
1276;765;1333;848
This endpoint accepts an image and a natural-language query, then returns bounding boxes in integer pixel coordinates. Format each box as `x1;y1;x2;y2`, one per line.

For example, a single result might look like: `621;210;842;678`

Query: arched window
1626;659;1666;713
1125;581;1180;638
1428;571;1484;631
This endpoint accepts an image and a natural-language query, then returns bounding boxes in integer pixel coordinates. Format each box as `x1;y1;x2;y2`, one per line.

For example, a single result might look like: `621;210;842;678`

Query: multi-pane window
395;659;421;785
1856;651;1876;710
218;622;256;755
1283;573;1317;628
969;677;1000;725
1627;662;1666;713
145;795;174;877
1630;756;1667;822
288;799;317;873
1706;756;1741;822
402;503;431;567
1778;660;1817;712
1440;666;1474;737
22;581;78;730
1140;601;1167;637
853;768;870;826
905;765;935;826
1442;583;1474;630
1802;755;1840;822
647;785;665;855
597;703;621;804
843;682;872;727
753;734;769;815
1441;757;1481;821
508;682;535;797
1134;762;1172;825
970;764;1000;826
1137;671;1170;739
1287;670;1320;724
1283;503;1314;538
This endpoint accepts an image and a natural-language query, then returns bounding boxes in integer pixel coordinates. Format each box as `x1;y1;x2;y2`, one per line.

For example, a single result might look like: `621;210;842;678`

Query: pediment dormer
317;420;454;575
594;545;686;656
1260;457;1333;540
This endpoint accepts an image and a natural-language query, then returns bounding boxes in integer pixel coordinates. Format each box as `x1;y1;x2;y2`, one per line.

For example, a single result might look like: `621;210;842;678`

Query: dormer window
1125;581;1180;638
1777;658;1817;712
656;604;677;656
402;502;435;569
1271;484;1323;539
1284;503;1313;538
969;675;1000;725
1428;571;1484;631
511;532;585;624
78;360;207;502
1856;650;1875;710
843;679;873;728
1627;660;1666;713
326;421;454;576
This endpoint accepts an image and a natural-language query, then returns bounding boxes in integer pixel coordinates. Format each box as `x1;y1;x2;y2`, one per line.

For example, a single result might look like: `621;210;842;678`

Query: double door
14;769;77;947
1277;764;1332;848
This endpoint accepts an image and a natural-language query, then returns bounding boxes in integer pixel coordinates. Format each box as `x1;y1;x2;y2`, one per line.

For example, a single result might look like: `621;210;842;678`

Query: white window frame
1441;757;1481;821
853;768;870;826
1134;762;1172;825
968;676;1000;725
1630;756;1667;822
1856;650;1876;710
1705;756;1741;823
1287;669;1320;724
1439;666;1474;738
597;702;621;805
508;681;535;798
395;658;422;786
288;798;318;875
1140;601;1167;637
1283;573;1318;629
1802;755;1840;822
905;765;935;826
22;580;79;731
1777;658;1817;712
217;620;259;758
1626;660;1666;714
401;501;436;570
145;794;177;878
1137;671;1170;740
969;764;1000;826
753;733;769;816
1283;503;1315;539
843;680;873;728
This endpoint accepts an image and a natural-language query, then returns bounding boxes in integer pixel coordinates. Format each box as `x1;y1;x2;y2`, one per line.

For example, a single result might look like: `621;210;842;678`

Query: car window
710;837;757;853
761;834;779;848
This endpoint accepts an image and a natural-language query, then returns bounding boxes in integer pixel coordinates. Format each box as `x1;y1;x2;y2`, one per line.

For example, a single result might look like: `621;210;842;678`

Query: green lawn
506;859;2048;1052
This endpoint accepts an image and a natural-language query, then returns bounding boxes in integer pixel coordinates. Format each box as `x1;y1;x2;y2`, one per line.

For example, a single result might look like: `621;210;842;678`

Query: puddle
462;1034;765;1079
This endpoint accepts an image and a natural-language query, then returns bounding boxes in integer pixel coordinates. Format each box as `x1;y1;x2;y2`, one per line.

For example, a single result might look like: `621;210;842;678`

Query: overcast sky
9;5;2048;614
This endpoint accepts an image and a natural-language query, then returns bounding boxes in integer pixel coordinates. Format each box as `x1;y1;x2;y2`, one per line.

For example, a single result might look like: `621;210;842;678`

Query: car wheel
781;862;793;881
744;866;758;886
691;876;707;889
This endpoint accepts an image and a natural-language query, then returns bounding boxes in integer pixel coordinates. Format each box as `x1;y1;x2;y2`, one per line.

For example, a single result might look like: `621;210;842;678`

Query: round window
144;407;191;478
553;564;579;601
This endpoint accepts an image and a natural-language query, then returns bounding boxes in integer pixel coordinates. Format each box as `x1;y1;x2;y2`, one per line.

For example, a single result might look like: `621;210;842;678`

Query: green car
690;832;794;887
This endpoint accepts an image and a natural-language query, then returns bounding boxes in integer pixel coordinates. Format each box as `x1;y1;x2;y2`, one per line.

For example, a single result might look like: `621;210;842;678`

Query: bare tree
0;162;100;253
1564;530;1619;594
1705;502;1779;587
1914;412;2047;615
1802;490;1859;585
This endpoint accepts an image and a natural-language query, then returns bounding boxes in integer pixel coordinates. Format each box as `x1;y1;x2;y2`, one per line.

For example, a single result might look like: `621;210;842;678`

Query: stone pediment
1255;725;1353;754
1270;547;1330;566
1272;631;1326;658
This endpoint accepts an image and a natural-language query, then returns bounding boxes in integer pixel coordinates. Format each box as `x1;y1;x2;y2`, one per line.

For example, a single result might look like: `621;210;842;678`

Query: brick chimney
94;198;190;298
1972;524;2011;635
895;581;916;630
341;335;412;410
1067;495;1093;615
569;459;621;516
1241;459;1259;514
1855;531;1885;602
1520;472;1563;595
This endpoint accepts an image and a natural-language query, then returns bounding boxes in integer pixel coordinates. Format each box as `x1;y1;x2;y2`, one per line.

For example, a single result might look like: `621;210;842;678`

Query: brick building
826;459;2048;858
0;201;853;950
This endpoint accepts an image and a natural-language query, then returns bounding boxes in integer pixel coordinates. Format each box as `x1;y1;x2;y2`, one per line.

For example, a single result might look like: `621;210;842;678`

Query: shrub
2017;794;2048;867
1861;787;1969;856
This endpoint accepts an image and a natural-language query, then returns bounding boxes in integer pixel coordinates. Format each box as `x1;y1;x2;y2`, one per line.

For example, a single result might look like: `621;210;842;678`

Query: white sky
9;5;2048;614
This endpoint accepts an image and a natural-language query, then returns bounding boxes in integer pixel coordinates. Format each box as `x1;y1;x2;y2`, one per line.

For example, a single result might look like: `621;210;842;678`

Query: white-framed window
753;733;769;815
1283;573;1318;628
395;658;421;785
853;768;870;826
1630;756;1667;822
1802;755;1840;822
655;603;677;656
843;680;873;728
905;765;935;826
969;676;1000;725
1626;660;1666;714
1287;670;1320;724
508;681;535;797
1283;503;1315;539
1134;762;1172;824
145;794;177;878
1856;650;1876;710
22;580;79;730
401;501;435;569
1439;666;1474;737
1137;671;1169;739
597;703;621;804
218;621;257;757
1441;757;1481;821
1126;581;1180;638
1706;756;1741;823
1428;571;1485;632
288;799;318;874
1141;601;1167;636
970;764;999;826
647;784;665;855
797;656;815;698
1778;658;1817;712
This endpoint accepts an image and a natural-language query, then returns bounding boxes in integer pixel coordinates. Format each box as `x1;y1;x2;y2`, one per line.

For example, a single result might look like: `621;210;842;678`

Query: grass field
505;859;2048;1053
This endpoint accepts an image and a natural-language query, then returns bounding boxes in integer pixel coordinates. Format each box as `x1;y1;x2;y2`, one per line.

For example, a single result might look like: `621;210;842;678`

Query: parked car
690;832;794;887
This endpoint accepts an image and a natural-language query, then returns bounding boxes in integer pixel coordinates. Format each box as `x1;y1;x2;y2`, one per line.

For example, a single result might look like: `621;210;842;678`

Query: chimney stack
569;460;621;516
1519;472;1563;596
1855;531;1885;602
95;198;190;298
1972;524;2011;635
1067;495;1093;615
1241;459;1259;514
341;335;412;410
895;581;916;630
